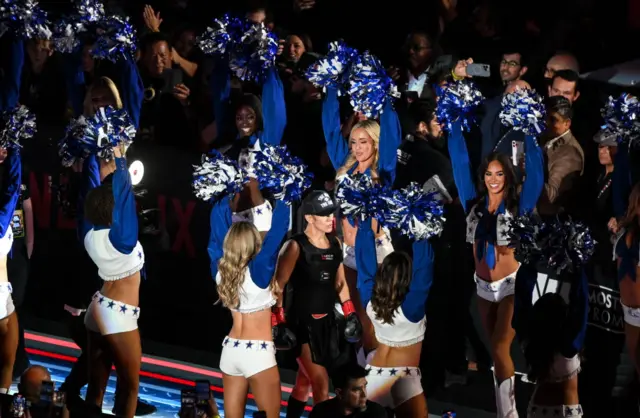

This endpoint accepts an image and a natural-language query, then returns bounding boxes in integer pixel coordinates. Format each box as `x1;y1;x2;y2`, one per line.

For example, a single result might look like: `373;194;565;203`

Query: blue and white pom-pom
75;0;104;23
381;183;445;241
0;105;36;149
0;0;51;39
305;40;358;94
436;80;484;132
228;22;278;82
499;87;546;136
92;15;137;61
335;173;390;223
192;150;247;202
197;14;241;56
58;116;90;167
601;93;640;146
83;106;136;160
253;144;312;204
508;212;547;265
51;0;104;53
347;51;400;119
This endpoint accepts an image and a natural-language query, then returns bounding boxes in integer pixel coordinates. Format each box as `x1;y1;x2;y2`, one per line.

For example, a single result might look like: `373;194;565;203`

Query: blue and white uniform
0;150;21;320
322;88;401;268
513;268;588;417
355;219;434;408
208;195;289;378
614;228;640;327
82;156;145;335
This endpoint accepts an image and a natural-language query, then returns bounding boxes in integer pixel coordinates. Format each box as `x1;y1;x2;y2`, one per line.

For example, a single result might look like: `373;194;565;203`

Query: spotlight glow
129;160;144;186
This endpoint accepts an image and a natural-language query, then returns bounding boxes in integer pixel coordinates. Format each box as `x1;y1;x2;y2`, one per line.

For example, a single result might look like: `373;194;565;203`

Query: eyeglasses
500;60;521;68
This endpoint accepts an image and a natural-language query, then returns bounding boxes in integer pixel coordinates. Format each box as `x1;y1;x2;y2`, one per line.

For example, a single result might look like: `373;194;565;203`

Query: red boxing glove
342;300;356;317
271;306;286;327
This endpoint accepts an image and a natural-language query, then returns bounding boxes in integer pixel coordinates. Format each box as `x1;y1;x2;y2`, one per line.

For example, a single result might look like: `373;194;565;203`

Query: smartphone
466;63;491;77
40;381;54;404
11;394;27;416
512;140;525;167
161;68;183;94
181;389;196;411
195;380;211;411
53;390;66;407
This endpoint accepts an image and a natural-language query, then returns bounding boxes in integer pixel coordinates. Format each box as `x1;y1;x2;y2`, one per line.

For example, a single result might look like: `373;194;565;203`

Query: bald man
18;365;51;404
544;52;580;80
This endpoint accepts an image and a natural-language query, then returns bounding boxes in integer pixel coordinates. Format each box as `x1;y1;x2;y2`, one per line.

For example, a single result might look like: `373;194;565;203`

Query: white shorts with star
84;292;140;335
219;337;276;378
365;365;423;409
474;264;520;303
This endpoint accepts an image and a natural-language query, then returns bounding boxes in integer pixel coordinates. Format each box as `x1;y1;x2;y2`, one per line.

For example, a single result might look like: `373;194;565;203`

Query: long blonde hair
83;76;123;117
217;222;279;309
335;120;381;181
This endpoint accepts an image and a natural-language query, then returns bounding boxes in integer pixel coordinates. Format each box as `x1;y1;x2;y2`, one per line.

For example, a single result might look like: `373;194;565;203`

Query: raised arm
560;269;589;357
447;119;476;211
519;134;544;215
322;87;350;169
377;101;402;185
249;200;290;289
210;57;231;140
511;264;538;343
401;239;435;322
208;195;232;278
355;218;377;307
118;55;144;129
260;67;286;146
78;155;101;240
0;149;21;239
63;49;86;117
107;156;138;254
0;37;24;111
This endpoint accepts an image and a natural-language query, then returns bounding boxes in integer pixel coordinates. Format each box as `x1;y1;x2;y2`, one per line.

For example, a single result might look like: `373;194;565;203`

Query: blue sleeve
561;269;589;357
355;218;377;307
511;265;538;342
207;195;232;278
107;157;138;254
402;239;435;322
211;57;231;138
0;150;21;238
519;134;544;215
613;146;631;218
249;200;290;289
63;49;86;117
118;55;144;129
322;87;350;169
377;102;402;185
260;67;286;146
0;38;24;112
78;155;101;240
447;119;476;212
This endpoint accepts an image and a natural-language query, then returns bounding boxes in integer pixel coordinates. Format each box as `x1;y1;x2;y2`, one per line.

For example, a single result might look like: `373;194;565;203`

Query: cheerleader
0;147;22;393
615;182;640;376
208;192;290;418
273;191;362;417
81;147;145;418
322;87;401;352
354;217;434;416
513;265;587;417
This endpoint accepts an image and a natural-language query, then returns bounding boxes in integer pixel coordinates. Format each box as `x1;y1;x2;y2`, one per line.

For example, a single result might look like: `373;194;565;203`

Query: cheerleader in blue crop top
80;147;145;418
0;148;22;393
513;265;587;417
614;182;640;378
354;217;434;416
208;193;289;418
210;62;287;234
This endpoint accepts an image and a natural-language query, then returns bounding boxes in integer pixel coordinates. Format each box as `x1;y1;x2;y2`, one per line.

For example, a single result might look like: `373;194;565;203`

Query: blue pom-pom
508;212;546;266
347;51;400;119
305;40;358;94
335;173;391;223
83;106;136;160
229;22;278;82
51;17;84;53
381;183;445;241
601;93;640;146
436;80;484;132
0;0;51;39
0;105;36;149
91;15;137;62
192;150;247;202
253;144;312;204
59;116;90;167
499;87;546;136
197;14;238;56
75;0;104;23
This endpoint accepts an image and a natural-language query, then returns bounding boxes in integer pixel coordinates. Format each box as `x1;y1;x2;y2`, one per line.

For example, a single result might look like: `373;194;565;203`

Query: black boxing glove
271;307;297;350
341;300;362;343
